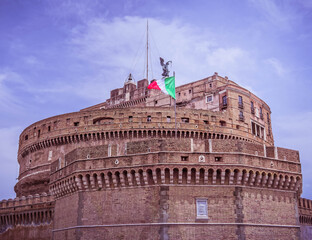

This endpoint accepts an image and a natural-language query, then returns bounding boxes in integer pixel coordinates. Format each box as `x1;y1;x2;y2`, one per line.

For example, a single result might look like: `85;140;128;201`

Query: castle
0;72;311;239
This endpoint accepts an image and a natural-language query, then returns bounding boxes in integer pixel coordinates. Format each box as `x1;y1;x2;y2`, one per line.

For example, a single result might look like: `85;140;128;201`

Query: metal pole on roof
174;71;177;138
146;19;149;81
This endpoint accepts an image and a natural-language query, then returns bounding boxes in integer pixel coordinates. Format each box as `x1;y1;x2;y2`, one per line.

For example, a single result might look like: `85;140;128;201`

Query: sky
0;0;311;200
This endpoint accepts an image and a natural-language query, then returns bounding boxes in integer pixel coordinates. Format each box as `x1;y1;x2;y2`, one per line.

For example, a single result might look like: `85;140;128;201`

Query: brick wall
277;147;300;162
50;185;301;240
211;139;264;156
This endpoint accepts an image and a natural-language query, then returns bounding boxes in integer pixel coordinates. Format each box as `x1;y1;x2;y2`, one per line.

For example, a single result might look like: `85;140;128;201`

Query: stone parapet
0;193;54;236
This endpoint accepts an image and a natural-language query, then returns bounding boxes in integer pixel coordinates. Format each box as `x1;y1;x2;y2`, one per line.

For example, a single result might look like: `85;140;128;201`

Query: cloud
0;126;21;199
265;57;286;76
274;111;312;199
67;16;254;100
45;0;108;24
298;0;312;9
23;55;40;66
249;0;297;31
0;69;25;112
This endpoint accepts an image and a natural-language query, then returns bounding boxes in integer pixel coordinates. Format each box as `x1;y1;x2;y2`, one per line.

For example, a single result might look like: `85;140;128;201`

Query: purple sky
0;0;311;200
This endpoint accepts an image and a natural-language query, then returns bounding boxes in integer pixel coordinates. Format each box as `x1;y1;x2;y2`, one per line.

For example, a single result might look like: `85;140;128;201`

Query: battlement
0;192;54;236
0;192;54;209
299;198;312;226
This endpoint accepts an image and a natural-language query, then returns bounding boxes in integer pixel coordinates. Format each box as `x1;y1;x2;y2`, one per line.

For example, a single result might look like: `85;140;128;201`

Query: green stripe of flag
165;76;175;99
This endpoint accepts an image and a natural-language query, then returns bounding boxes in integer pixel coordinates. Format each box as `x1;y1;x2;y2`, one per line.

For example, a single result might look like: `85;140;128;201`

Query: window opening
260;107;263;119
206;95;213;103
220;121;226;126
196;198;208;219
222;95;227;107
239;111;244;121
181;118;189;123
238;96;243;109
215;157;222;162
251;101;254;114
181;156;189;161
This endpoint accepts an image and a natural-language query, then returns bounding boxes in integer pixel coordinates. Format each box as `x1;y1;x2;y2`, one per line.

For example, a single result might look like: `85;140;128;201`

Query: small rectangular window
147;116;151;122
215;157;222;162
74;122;79;126
129;116;133;122
48;150;53;161
203;120;209;125
252;122;256;135
267;113;270;123
251;101;254;114
220;121;226;126
222;95;227;106
238;96;243;109
25;135;28;140
181;118;189;123
48;126;51;132
206;95;213;103
189;89;192;94
260;127;264;139
167;116;171;123
256;125;260;137
238;96;243;104
239;111;244;121
196;198;208;219
181;156;189;161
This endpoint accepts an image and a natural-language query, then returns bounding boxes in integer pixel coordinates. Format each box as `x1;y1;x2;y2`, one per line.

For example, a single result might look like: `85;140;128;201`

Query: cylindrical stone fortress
1;73;311;240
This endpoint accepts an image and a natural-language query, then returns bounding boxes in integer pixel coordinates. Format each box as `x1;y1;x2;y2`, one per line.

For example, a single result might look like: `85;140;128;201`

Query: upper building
1;73;311;240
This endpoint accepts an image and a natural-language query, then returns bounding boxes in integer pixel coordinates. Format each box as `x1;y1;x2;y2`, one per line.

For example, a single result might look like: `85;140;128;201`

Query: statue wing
160;57;164;66
165;61;172;66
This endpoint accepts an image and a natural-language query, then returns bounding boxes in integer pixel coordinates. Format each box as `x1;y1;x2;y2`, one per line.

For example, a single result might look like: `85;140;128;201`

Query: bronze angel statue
160;57;172;78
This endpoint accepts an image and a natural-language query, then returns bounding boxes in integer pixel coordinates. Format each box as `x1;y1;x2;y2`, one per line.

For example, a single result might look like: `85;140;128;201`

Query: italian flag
147;76;175;99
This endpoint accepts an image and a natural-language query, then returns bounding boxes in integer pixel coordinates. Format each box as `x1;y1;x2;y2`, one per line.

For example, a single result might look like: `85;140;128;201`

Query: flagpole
146;19;149;81
174;71;177;138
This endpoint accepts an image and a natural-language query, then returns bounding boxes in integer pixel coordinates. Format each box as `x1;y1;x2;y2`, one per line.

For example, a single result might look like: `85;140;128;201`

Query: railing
221;103;227;109
49;164;302;199
251;107;255;114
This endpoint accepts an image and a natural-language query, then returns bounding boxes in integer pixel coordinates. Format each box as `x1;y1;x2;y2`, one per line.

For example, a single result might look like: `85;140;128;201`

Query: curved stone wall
16;107;275;197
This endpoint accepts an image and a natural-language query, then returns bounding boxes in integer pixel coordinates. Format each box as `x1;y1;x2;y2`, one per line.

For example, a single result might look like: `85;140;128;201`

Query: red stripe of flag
147;80;161;90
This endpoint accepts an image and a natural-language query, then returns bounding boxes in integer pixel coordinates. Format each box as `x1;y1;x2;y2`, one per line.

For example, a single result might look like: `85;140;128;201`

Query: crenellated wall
0;192;54;239
299;198;312;239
